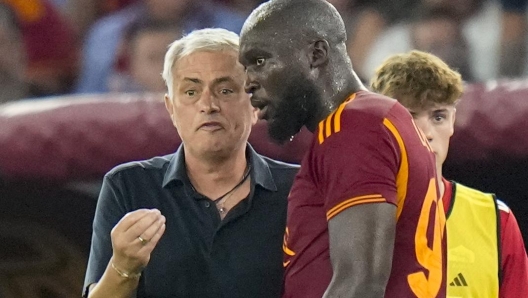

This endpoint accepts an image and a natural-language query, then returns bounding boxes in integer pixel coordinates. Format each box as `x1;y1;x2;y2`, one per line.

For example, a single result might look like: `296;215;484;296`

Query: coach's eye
185;90;196;96
256;58;265;66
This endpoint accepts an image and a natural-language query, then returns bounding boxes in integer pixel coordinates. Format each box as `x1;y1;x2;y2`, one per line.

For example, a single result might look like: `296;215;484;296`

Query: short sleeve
498;201;528;297
316;112;400;221
83;174;127;297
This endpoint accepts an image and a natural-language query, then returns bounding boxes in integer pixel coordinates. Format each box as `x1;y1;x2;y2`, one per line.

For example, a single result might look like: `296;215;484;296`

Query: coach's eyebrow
182;77;202;84
212;76;236;85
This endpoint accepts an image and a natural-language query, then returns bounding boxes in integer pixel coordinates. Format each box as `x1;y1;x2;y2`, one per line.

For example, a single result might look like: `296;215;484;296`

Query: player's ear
308;40;329;69
452;108;457;125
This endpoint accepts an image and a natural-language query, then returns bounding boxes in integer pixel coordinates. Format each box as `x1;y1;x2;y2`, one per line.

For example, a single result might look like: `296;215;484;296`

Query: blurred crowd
0;0;526;104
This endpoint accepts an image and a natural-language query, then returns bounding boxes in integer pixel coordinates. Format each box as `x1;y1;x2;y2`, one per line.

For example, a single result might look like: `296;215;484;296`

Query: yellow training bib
446;182;500;298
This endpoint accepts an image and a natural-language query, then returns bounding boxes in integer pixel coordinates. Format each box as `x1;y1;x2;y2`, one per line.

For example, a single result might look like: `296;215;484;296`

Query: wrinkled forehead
239;36;271;55
239;28;298;61
240;24;272;48
240;32;271;60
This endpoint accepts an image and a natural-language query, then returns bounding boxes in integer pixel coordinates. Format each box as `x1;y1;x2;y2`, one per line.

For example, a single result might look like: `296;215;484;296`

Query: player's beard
267;73;320;144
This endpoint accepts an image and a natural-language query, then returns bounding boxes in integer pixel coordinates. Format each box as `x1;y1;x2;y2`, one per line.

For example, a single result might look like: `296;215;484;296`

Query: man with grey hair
83;28;298;298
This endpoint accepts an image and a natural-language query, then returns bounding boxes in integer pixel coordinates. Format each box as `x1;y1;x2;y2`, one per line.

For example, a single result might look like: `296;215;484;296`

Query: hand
110;209;166;275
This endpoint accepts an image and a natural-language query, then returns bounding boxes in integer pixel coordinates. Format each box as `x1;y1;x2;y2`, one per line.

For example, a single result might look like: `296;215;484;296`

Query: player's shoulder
315;90;416;146
338;90;411;126
324;91;384;129
342;90;397;117
454;182;511;214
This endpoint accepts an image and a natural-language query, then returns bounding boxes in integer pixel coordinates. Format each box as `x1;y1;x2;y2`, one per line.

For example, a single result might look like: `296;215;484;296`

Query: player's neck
437;168;445;198
327;70;365;108
308;74;365;132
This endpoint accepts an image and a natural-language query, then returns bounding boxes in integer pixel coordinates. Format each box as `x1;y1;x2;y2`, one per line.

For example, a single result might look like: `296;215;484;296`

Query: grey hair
162;28;240;98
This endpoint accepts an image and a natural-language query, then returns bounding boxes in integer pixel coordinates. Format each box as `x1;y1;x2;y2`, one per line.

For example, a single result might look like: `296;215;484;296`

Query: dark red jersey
283;91;446;298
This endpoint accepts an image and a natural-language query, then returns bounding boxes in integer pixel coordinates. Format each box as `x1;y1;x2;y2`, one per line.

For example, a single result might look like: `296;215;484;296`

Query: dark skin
239;0;396;297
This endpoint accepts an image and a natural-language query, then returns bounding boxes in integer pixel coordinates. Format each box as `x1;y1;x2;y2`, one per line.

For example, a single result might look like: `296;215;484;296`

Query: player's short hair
370;50;463;108
162;28;239;98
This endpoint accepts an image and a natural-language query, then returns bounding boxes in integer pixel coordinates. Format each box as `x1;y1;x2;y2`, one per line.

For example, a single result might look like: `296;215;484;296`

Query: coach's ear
307;40;329;69
164;94;175;123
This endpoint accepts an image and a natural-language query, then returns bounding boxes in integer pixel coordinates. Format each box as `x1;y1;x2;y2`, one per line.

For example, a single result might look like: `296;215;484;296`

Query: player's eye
432;112;447;122
256;58;265;66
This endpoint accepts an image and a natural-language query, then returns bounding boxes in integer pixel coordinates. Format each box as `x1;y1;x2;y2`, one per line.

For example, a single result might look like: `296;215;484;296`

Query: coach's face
240;31;319;144
165;50;257;159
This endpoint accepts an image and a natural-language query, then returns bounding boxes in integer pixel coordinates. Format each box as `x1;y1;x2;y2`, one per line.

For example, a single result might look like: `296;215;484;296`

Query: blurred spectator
326;0;365;74
108;20;182;93
422;0;485;19
444;0;500;81
74;0;246;94
411;7;473;80
0;3;29;103
327;0;421;81
498;0;527;77
361;0;511;82
216;0;266;15
50;0;139;38
2;0;79;96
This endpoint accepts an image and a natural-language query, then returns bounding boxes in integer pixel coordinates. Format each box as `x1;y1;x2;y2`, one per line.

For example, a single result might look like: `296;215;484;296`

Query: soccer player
239;0;447;297
371;50;528;298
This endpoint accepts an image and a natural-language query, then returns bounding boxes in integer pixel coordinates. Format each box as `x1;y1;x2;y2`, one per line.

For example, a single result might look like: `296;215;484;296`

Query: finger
139;222;166;254
137;215;166;245
124;209;162;242
112;209;153;234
